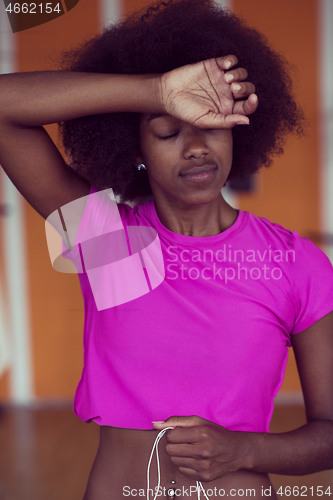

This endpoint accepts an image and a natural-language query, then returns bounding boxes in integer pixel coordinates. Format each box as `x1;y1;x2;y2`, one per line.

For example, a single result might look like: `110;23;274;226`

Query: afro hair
59;0;304;201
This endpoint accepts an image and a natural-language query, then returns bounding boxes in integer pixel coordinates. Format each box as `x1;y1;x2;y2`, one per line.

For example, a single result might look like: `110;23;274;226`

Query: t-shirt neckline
145;200;247;247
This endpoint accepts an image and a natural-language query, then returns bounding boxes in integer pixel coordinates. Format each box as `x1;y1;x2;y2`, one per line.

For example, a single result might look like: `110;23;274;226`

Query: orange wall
0;0;323;400
234;0;320;232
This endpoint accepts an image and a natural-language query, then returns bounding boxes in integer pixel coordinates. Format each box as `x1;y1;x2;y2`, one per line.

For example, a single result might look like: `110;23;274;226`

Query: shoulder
245;211;331;265
245;211;297;248
243;214;333;335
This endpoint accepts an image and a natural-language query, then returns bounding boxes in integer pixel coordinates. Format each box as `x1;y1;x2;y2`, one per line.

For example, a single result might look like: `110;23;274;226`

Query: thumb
218;113;250;128
233;93;259;117
152;415;207;429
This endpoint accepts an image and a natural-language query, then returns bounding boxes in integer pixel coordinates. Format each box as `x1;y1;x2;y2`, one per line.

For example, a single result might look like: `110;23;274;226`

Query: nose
182;128;209;160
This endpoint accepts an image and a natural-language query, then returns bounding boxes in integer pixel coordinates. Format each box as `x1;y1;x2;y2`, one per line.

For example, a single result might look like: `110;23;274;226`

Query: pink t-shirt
60;187;333;431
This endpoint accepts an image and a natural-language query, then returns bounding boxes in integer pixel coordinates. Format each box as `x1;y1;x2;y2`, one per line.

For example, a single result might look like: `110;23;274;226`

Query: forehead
142;113;172;123
140;113;182;130
149;111;189;120
145;113;165;122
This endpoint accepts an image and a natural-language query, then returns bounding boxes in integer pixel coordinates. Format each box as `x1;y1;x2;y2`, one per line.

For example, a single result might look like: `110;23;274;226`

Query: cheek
141;141;175;173
145;151;178;190
146;159;172;185
219;135;233;167
139;135;160;164
221;131;233;152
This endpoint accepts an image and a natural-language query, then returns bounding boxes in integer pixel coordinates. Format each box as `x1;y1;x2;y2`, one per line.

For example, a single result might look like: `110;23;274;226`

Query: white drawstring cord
196;480;210;500
147;427;210;500
147;426;175;500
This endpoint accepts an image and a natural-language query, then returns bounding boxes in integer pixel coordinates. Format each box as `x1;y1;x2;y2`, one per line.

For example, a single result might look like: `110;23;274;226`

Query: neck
153;193;238;237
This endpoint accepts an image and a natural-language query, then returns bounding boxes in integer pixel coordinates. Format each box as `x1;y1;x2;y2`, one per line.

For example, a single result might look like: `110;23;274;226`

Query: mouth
179;164;218;183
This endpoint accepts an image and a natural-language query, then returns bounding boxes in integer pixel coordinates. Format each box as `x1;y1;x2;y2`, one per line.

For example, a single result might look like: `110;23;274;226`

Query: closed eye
157;132;178;140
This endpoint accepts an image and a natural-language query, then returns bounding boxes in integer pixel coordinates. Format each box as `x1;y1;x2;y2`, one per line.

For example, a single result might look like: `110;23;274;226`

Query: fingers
153;415;206;430
224;67;248;83
169;456;202;470
178;466;199;479
166;426;203;444
166;443;199;457
178;465;215;482
223;64;256;100
207;55;258;119
224;65;255;99
216;55;238;71
216;56;255;93
233;93;258;116
231;82;256;99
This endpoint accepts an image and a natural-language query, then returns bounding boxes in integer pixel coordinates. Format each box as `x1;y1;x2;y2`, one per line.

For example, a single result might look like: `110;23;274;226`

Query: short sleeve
64;185;124;248
290;231;333;335
46;185;126;273
45;186;164;310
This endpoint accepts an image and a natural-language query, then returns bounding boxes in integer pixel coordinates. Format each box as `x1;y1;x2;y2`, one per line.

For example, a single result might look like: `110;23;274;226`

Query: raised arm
0;72;161;219
0;55;257;219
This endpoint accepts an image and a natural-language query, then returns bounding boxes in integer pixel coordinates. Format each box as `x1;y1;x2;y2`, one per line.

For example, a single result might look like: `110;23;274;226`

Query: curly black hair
59;0;304;202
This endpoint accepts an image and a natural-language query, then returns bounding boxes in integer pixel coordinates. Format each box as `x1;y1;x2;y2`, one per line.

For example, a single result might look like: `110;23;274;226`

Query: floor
0;404;332;500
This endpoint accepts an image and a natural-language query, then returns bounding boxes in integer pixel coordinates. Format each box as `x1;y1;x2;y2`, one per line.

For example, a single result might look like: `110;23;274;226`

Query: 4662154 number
276;485;332;497
5;3;62;14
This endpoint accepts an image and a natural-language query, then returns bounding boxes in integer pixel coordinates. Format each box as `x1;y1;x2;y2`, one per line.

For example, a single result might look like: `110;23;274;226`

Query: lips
179;163;217;177
178;164;218;185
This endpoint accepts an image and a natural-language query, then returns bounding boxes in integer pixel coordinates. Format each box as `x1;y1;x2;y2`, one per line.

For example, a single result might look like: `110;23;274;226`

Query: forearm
241;420;333;475
0;71;162;126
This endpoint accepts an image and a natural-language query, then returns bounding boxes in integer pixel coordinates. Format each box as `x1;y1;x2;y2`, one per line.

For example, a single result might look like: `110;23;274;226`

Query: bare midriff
83;426;277;500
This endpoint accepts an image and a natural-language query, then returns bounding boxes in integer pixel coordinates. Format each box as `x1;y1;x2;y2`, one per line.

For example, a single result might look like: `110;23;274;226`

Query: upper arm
291;310;333;422
0;121;91;220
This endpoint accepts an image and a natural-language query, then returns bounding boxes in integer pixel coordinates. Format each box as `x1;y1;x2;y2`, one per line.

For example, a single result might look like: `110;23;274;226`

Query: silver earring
137;163;146;171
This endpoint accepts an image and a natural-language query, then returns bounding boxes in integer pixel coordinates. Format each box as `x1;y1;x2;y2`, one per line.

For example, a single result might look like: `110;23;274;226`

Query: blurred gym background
0;0;332;498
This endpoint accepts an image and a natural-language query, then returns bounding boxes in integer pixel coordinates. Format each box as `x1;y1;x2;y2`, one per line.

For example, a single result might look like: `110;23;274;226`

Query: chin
178;188;223;207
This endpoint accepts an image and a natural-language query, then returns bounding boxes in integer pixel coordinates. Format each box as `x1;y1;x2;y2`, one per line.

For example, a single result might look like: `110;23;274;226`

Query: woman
0;1;332;499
